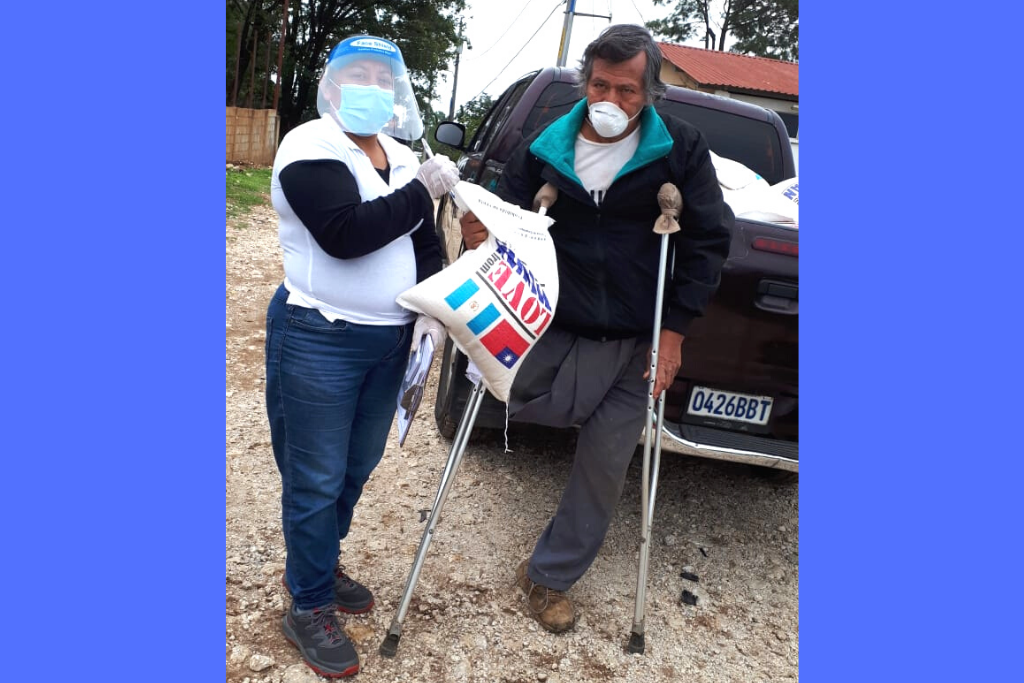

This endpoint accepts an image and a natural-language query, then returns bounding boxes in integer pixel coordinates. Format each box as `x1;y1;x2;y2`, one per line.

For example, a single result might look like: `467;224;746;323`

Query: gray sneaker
332;566;374;613
282;603;360;678
281;564;374;614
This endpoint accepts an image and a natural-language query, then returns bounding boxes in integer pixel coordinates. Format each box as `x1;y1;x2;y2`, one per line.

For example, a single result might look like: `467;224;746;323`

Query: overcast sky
431;0;709;114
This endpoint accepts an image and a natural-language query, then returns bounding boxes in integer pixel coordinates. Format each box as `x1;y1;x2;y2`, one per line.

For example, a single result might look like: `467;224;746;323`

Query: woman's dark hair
576;24;667;103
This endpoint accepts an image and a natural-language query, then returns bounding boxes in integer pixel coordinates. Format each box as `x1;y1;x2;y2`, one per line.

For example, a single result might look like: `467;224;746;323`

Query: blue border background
803;2;1022;681
3;1;1022;680
2;2;224;678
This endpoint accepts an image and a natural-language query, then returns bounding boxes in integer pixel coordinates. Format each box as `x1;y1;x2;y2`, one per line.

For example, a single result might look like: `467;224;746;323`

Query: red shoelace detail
311;608;345;644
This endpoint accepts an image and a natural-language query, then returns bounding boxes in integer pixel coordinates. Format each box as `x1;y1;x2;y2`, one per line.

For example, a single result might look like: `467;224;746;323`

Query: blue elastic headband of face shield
327;36;407;75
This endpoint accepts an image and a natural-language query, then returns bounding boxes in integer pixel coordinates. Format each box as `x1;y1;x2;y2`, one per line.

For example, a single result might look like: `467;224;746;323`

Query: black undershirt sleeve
278;159;435;261
375;163;441;281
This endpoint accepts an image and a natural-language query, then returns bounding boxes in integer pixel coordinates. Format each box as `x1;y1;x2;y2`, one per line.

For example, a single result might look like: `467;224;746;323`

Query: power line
628;0;646;24
462;0;542;62
466;0;565;104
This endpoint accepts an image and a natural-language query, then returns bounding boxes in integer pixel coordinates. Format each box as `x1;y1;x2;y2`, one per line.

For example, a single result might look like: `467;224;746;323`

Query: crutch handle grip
532;183;559;215
654;183;682;235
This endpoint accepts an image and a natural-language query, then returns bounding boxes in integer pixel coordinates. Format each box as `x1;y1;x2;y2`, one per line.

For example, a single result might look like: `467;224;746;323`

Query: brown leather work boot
515;559;577;633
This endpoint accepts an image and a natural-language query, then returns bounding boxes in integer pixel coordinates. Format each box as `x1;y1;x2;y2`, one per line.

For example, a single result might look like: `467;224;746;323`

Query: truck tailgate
664;218;798;442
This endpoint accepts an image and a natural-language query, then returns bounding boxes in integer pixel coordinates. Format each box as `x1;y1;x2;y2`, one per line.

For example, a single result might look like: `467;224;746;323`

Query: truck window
655;101;787;185
466;99;502;154
467;76;534;155
522;82;581;138
777;111;798;139
489;78;532;143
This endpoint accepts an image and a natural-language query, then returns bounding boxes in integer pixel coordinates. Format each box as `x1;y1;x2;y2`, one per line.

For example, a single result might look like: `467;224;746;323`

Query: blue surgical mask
331;81;395;135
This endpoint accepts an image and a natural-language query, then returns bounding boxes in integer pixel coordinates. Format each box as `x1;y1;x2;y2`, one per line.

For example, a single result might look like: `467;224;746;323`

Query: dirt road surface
226;205;799;683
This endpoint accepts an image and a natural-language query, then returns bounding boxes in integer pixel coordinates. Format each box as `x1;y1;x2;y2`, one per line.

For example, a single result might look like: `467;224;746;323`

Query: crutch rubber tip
626;632;645;654
379;633;401;658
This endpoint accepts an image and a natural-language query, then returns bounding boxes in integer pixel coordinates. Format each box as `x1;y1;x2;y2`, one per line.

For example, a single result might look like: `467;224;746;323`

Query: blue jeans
265;284;412;610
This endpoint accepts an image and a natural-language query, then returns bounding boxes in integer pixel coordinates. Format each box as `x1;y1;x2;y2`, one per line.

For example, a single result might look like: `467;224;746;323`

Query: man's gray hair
576;24;667;103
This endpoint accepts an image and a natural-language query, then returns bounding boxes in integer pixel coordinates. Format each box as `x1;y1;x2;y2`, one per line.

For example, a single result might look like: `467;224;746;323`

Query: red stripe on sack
479;319;529;357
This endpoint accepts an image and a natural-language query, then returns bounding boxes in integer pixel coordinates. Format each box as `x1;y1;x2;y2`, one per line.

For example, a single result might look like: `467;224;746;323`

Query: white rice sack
774;177;799;207
709;150;772;218
396;182;559;402
710;150;768;191
735;177;799;227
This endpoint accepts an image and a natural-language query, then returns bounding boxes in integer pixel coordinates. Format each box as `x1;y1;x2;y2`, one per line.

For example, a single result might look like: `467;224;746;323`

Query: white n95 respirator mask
588;101;641;138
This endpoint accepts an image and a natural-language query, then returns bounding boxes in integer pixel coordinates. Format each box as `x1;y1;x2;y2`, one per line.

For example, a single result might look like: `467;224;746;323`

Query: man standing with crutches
459;24;733;636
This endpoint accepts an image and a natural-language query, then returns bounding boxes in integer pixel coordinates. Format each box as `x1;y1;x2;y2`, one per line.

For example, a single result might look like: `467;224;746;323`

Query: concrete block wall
226;107;279;166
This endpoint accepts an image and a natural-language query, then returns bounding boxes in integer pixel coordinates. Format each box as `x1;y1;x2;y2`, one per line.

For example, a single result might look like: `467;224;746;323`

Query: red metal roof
658;43;798;98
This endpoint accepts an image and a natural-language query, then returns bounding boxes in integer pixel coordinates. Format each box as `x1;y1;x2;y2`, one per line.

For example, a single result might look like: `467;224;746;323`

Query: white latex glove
414;154;460;199
413;313;447;350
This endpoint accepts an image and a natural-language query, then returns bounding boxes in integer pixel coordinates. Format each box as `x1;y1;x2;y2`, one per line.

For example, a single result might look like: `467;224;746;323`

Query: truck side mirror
434;121;466;151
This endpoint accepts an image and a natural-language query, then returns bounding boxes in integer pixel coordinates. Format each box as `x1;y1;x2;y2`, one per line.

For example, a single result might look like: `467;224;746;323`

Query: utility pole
448;18;464;120
556;0;611;67
555;0;577;67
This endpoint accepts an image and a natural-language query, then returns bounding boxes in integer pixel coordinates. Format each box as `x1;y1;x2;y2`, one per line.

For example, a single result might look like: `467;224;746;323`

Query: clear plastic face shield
316;36;424;141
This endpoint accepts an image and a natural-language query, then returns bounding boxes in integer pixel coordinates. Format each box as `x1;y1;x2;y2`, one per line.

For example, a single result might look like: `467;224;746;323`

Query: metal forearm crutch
380;182;559;658
627;183;682;655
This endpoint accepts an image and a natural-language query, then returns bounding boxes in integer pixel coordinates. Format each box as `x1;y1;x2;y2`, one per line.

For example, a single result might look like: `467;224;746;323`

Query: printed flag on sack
441;238;553;370
395;182;559;402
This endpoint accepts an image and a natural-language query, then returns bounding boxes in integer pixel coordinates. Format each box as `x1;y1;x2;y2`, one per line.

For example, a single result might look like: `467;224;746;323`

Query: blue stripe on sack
444;279;479;310
466;303;500;335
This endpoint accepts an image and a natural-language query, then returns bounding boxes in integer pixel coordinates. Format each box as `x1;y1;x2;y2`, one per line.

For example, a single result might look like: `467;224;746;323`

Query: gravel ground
226;204;799;683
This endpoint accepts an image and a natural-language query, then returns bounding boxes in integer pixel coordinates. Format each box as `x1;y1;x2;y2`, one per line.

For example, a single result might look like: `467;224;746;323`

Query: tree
226;0;467;138
730;0;798;62
227;0;281;107
647;0;798;62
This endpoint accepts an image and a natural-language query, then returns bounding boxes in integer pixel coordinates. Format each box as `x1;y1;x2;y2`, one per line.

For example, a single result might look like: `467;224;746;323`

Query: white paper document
396;334;436;447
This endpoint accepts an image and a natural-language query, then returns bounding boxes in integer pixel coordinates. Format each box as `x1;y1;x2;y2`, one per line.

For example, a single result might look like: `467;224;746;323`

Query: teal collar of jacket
528;98;675;190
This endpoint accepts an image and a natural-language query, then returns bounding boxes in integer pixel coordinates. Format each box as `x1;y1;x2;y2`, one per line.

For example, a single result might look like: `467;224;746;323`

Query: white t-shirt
270;117;422;325
573;127;641;206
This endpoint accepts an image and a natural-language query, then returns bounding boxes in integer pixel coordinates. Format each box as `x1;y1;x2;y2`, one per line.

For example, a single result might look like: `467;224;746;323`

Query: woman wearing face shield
264;35;459;678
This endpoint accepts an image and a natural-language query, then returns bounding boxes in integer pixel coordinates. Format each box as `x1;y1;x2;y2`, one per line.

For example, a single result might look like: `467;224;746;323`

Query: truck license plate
686;386;773;426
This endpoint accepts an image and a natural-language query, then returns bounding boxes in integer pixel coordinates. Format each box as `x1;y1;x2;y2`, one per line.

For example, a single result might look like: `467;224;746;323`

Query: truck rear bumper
659;420;799;472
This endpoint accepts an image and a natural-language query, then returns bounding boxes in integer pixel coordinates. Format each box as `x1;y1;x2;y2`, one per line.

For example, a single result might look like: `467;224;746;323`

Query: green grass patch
226;166;272;217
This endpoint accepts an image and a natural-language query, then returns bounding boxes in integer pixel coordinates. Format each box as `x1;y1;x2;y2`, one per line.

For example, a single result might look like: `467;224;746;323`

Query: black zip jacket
495;99;733;340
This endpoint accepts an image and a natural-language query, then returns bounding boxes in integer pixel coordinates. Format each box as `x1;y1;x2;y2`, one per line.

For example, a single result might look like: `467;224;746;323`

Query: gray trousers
509;326;649;591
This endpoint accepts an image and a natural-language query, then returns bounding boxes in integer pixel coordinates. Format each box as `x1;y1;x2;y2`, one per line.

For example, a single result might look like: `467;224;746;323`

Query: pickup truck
430;67;798;480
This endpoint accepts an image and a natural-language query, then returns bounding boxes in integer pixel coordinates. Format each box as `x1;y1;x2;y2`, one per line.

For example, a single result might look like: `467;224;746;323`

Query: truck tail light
752;237;798;257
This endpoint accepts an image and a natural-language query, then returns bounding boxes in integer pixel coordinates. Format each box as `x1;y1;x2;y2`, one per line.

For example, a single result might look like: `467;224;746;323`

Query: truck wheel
434;336;469;439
